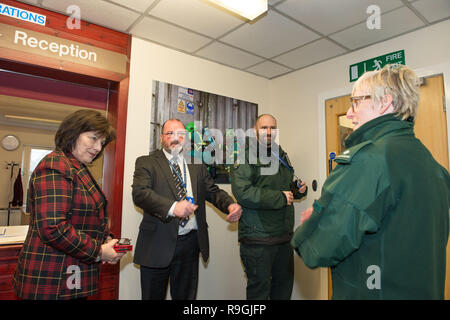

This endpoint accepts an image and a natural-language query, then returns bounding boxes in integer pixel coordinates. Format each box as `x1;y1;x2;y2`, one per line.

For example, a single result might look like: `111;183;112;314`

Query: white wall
120;19;450;300
119;37;270;300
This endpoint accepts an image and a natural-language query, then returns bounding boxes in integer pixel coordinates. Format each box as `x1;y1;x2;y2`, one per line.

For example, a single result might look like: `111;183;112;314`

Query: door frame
317;62;450;299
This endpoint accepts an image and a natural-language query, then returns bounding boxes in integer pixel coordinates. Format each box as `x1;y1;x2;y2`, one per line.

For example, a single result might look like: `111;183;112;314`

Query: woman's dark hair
55;109;116;161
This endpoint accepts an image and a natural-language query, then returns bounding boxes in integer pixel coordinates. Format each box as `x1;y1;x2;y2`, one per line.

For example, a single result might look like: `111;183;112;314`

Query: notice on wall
186;102;194;115
177;99;186;113
178;87;194;102
177;87;194;114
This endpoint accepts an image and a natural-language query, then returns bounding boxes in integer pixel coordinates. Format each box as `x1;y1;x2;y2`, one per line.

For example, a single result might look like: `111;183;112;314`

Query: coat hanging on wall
11;168;23;207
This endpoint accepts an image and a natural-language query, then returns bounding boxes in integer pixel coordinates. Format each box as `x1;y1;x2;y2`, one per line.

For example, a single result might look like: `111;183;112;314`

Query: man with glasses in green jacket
292;65;450;299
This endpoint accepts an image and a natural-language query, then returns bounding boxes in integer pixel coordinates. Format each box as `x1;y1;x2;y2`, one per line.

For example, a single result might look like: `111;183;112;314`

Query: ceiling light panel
149;0;244;38
206;0;268;21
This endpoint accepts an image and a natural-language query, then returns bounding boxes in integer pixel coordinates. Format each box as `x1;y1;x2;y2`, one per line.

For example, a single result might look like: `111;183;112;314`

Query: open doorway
0;93;107;226
0;69;109;227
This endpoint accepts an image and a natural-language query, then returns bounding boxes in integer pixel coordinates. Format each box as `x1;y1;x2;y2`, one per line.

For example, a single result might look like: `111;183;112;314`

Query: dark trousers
240;242;294;300
140;230;200;300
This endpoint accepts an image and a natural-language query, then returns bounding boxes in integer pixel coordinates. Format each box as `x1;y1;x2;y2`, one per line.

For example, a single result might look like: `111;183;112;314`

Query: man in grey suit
132;118;242;300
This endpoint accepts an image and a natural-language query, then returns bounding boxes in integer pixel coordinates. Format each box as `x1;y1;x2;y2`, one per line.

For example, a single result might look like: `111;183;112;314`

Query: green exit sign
349;50;405;82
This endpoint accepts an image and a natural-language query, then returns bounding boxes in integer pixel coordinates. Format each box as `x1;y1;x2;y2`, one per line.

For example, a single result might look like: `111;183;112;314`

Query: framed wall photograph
150;80;258;183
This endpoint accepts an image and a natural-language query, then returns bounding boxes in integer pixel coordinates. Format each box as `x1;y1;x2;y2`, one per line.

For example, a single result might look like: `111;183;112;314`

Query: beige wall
0;124;55;210
120;19;450;300
120;37;270;300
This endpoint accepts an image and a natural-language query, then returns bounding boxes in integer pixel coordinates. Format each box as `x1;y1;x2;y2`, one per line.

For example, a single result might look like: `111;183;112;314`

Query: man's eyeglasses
350;95;372;112
162;131;186;137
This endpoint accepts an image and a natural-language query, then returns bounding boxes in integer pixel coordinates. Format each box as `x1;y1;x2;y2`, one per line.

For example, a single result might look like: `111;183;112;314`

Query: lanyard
271;150;294;173
169;158;187;189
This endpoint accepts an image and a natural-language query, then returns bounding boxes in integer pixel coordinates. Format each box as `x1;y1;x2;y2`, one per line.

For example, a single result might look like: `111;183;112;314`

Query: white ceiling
14;0;450;79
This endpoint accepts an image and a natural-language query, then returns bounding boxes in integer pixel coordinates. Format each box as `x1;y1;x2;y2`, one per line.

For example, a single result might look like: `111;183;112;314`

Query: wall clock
1;134;20;151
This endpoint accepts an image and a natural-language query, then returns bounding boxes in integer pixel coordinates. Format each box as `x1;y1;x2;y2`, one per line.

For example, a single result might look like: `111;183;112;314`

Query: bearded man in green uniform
231;114;307;299
292;64;450;299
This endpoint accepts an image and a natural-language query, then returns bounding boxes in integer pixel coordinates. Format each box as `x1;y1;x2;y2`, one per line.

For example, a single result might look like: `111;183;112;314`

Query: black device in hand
291;179;306;197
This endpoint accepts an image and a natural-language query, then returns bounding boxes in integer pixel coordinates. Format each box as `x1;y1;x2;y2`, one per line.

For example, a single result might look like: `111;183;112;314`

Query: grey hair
353;64;420;121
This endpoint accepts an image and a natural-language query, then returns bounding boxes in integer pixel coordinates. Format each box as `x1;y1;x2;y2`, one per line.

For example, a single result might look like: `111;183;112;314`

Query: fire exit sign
349;50;405;82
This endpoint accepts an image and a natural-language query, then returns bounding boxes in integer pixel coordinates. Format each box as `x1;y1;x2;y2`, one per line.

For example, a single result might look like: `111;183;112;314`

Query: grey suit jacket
132;149;235;267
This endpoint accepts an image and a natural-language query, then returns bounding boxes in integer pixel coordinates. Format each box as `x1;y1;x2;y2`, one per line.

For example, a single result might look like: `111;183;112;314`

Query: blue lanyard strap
271;150;294;173
169;159;187;189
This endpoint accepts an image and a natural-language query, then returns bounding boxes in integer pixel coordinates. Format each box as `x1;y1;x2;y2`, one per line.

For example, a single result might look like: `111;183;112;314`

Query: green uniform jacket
292;114;450;299
232;140;306;244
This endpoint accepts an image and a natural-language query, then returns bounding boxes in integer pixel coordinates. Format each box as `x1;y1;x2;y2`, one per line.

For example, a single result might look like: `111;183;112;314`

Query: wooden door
324;74;449;299
414;75;449;300
325;94;350;299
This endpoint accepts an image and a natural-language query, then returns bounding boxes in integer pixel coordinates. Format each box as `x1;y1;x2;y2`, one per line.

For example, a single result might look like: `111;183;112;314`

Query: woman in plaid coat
13;110;122;300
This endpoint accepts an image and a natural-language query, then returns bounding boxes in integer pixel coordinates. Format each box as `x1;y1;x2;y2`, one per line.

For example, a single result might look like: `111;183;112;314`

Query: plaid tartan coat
12;150;110;300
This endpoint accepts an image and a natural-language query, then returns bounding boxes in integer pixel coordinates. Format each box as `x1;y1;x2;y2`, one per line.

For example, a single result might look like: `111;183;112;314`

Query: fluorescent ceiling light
5;114;61;124
207;0;268;20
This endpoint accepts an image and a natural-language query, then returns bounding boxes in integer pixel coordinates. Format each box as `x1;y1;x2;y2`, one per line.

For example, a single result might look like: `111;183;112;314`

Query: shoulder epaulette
335;140;373;164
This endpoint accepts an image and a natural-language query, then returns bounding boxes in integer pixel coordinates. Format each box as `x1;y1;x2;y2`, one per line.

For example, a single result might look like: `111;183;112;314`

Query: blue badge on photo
186;196;195;204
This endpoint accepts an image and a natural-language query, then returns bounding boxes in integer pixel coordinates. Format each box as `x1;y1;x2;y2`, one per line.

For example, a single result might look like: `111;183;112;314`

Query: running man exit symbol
349;50;405;82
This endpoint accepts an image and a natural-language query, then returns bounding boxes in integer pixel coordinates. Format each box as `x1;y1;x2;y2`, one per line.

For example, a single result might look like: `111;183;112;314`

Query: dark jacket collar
344;113;414;148
243;136;289;167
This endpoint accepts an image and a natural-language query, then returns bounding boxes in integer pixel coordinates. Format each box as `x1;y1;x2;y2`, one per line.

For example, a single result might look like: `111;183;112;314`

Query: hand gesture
101;239;119;263
282;191;294;206
174;199;198;218
297;180;307;194
299;207;314;226
101;239;127;264
226;203;242;222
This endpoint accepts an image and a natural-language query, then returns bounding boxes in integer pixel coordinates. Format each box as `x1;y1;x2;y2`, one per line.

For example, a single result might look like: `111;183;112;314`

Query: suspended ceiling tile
41;0;140;32
148;0;244;38
246;61;292;79
108;0;157;13
220;10;320;59
268;0;284;6
329;6;425;50
195;41;264;69
130;16;211;53
275;0;404;35
273;39;347;69
411;0;450;23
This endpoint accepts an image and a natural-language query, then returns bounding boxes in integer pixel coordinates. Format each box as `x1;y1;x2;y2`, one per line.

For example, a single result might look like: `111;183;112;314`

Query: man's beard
165;141;183;155
256;134;272;156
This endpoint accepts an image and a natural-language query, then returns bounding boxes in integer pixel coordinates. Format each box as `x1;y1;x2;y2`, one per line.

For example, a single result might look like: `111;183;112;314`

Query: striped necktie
170;158;189;227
